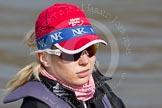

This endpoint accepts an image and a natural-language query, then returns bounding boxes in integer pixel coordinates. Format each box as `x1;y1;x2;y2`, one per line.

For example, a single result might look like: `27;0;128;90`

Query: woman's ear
38;52;50;67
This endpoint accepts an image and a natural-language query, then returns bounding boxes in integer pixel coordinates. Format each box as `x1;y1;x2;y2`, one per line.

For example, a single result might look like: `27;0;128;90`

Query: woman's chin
71;76;91;86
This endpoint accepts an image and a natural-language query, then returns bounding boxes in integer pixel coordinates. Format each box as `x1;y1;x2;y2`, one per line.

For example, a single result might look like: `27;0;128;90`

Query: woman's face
46;50;96;86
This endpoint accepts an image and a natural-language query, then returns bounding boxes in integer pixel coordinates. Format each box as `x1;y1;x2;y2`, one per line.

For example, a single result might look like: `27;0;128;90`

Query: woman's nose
78;51;89;66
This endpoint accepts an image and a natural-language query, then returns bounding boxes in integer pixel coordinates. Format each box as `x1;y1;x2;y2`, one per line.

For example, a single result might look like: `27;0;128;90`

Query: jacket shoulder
3;81;71;108
93;71;126;108
21;97;49;108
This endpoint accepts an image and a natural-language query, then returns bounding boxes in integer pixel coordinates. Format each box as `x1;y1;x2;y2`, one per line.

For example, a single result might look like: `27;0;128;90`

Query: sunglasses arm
44;49;62;56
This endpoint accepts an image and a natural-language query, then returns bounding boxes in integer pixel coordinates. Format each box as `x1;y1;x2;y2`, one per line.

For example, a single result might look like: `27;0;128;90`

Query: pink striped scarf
40;68;95;101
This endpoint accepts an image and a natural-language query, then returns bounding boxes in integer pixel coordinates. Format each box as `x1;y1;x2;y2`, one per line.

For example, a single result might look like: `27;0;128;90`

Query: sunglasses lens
60;52;82;61
60;44;98;61
60;53;77;61
86;44;97;57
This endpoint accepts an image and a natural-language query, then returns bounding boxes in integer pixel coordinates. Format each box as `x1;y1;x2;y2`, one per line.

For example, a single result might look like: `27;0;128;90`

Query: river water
0;0;162;108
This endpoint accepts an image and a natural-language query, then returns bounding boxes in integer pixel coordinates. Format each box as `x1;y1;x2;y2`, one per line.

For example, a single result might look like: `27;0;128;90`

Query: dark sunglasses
60;44;98;61
44;44;98;61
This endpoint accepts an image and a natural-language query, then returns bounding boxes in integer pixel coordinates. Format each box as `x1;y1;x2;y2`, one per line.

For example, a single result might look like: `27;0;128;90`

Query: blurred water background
0;0;162;108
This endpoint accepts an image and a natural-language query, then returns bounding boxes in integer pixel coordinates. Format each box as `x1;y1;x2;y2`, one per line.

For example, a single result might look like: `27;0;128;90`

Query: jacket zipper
83;102;87;108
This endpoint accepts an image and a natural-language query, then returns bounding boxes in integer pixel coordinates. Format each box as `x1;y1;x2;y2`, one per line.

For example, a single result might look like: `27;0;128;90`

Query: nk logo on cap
36;25;96;50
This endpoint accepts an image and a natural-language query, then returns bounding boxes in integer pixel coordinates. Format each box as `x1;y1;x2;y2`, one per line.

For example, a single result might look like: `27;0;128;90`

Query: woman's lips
77;69;89;78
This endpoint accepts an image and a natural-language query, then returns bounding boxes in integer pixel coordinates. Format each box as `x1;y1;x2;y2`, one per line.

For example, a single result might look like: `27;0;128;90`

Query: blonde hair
6;28;41;93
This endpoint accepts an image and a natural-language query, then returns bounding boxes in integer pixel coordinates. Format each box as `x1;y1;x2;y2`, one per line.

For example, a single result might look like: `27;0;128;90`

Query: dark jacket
3;71;125;108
